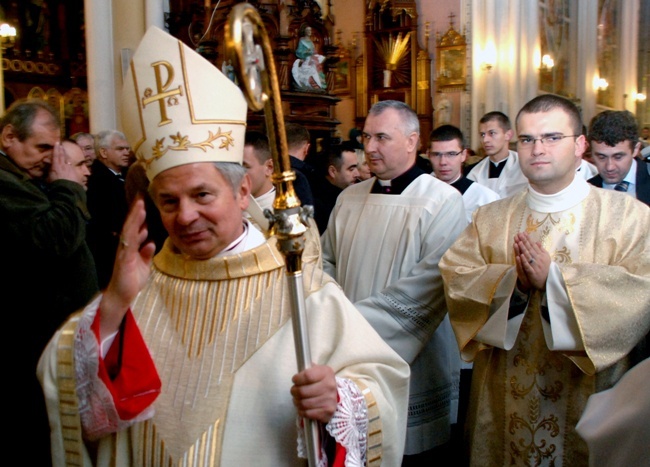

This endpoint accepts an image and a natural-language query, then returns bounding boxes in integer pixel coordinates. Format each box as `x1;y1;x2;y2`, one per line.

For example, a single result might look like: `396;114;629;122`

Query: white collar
527;175;590;213
216;219;266;257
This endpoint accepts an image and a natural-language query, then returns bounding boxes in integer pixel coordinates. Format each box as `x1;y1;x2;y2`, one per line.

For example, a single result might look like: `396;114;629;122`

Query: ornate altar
166;0;343;151
1;0;89;135
355;0;432;150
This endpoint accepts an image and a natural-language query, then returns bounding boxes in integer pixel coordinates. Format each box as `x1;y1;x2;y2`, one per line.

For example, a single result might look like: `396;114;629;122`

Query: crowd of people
2;25;648;467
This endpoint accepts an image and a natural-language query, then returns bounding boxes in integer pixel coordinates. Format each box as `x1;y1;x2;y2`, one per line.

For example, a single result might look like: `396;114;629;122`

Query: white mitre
122;26;247;181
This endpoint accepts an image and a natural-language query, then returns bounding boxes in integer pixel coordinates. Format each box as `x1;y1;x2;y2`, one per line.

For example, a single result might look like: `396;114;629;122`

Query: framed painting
332;54;351;95
437;44;466;90
436;20;467;92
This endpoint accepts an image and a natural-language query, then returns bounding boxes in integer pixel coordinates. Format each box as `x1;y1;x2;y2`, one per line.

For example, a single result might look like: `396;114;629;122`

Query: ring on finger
120;237;129;248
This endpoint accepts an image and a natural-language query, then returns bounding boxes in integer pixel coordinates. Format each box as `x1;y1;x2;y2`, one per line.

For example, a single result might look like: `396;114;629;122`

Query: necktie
614;181;629;192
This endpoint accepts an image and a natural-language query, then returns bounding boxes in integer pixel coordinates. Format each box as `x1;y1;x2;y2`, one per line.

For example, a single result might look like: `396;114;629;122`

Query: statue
221;59;237;84
291;25;327;91
436;96;452;125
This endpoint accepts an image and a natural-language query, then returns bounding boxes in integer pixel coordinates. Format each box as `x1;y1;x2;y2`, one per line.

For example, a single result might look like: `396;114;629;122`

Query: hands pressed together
513;232;550;292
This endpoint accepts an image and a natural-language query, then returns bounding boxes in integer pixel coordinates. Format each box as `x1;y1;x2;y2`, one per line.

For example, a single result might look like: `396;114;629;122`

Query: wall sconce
479;41;496;73
0;23;17;50
635;93;647;102
539;54;554;71
593;76;608;91
481;62;493;72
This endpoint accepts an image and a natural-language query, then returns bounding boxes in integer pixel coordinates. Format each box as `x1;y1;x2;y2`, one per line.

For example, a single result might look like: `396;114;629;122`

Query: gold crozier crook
226;4;320;466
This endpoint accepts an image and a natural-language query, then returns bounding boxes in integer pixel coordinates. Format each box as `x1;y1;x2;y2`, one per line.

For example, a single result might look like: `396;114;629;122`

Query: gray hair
95;129;127;152
368;100;420;135
213;162;247;195
0;99;60;141
149;162;247;200
70;132;94;142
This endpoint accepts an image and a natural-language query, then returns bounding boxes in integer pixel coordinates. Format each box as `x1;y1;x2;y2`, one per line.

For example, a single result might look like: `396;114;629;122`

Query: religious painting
437;45;466;89
64;88;90;136
436;19;467;92
332;53;351;95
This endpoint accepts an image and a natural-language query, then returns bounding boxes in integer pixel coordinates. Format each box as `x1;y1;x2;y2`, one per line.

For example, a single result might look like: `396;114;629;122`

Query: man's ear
327;164;337;179
505;128;514;141
406;132;419;154
264;158;274;177
1;124;17;150
239;173;252;209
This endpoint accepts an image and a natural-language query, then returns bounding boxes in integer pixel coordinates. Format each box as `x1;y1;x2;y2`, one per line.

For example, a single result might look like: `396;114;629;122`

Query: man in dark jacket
86;129;131;288
0;99;98;466
587;110;650;206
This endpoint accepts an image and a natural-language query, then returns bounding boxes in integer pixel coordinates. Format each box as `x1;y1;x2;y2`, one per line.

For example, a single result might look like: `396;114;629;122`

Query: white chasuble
39;237;410;466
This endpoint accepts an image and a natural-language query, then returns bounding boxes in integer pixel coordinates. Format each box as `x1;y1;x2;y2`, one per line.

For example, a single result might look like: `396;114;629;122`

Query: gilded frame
437;43;466;90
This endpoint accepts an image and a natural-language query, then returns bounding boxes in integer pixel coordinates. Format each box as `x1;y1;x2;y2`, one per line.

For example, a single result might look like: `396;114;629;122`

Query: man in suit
86;129;131;288
587;110;650;207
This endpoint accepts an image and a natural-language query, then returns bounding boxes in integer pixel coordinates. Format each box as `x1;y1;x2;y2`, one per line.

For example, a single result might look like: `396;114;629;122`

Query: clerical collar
216;219;266;257
527;175;590;213
488;157;508;178
371;164;426;194
450;175;473;195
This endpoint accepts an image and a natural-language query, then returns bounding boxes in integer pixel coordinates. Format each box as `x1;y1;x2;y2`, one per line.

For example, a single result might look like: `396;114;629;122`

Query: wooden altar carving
166;0;342;152
355;0;433;151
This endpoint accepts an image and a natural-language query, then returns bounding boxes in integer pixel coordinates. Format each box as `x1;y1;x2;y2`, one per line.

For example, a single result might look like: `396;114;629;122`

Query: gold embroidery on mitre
141;60;183;127
144;129;236;168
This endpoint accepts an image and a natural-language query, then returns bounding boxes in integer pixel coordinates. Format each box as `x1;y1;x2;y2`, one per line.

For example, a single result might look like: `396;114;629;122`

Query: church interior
1;0;648;154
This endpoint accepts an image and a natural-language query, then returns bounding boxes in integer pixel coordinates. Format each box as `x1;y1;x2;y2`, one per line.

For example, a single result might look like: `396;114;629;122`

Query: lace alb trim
75;295;154;440
297;377;368;467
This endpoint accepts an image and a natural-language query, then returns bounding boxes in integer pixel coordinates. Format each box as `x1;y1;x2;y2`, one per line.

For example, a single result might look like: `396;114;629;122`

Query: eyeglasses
517;134;579;148
428;150;463;158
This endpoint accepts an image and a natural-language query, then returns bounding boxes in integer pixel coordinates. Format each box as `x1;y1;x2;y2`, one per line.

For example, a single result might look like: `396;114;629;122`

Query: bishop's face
151;162;251;260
